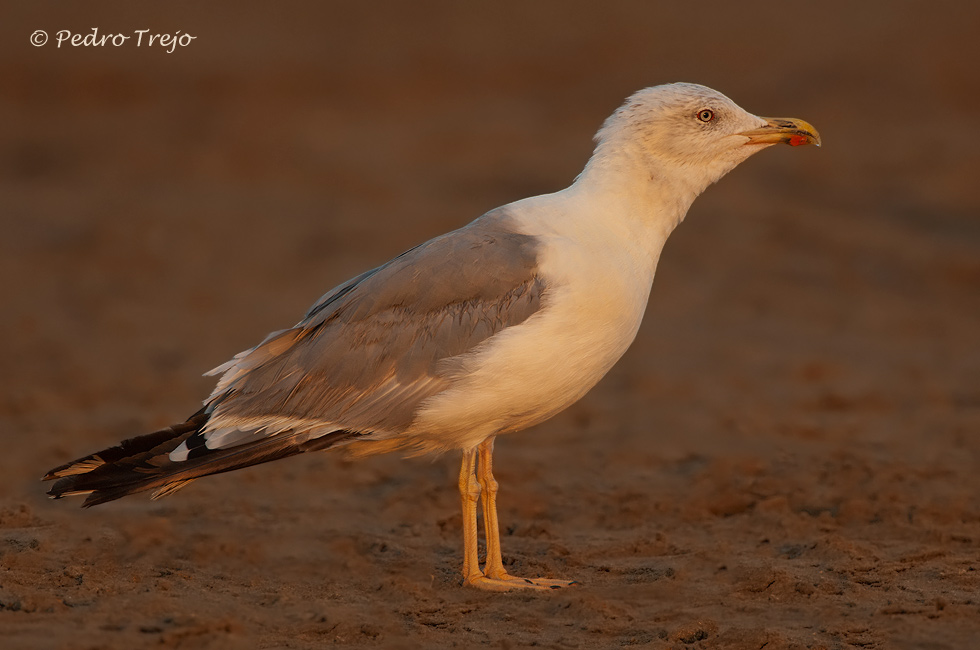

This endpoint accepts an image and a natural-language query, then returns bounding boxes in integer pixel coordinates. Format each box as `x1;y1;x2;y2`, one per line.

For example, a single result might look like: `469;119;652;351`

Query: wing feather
183;210;546;456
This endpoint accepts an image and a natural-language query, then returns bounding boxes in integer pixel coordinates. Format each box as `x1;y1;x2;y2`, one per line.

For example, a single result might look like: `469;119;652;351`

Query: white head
583;83;820;200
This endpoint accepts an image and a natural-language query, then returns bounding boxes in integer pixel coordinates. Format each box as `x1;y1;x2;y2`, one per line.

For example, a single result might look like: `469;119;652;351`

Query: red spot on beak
788;134;809;147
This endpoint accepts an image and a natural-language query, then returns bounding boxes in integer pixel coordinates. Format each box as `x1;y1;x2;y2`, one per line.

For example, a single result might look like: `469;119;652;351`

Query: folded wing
44;210;547;505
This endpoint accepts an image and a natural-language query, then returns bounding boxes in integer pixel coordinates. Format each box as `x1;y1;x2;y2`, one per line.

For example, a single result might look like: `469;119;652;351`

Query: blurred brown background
2;1;979;649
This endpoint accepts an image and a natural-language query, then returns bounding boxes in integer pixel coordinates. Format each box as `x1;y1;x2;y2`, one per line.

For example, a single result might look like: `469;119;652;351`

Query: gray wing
186;210;545;453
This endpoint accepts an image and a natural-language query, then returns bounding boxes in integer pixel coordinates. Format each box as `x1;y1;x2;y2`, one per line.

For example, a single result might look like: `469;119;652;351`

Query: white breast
409;191;667;452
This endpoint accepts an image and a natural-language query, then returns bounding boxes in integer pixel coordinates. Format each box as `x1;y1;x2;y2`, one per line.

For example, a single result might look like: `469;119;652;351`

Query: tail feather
43;410;358;507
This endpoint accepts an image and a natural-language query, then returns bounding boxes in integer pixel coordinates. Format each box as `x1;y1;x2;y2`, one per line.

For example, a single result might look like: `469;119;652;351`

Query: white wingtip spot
169;442;190;462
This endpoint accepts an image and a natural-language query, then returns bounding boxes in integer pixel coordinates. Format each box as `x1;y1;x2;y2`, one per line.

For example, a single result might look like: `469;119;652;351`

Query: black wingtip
41;409;211;506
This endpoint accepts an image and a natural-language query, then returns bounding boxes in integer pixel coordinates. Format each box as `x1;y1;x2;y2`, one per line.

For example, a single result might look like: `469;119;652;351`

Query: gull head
590;82;820;195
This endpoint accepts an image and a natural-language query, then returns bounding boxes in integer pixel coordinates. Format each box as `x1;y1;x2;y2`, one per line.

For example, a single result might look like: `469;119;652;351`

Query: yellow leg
478;437;507;579
458;447;483;585
459;438;578;591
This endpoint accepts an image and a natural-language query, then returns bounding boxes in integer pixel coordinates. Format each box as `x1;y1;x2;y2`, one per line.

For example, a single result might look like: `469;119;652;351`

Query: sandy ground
2;1;979;648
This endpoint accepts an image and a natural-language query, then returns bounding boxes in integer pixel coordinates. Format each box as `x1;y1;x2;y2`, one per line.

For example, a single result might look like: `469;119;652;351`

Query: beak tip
743;117;821;148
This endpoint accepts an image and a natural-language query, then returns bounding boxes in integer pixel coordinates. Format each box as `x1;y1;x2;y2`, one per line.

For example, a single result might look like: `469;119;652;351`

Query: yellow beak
738;117;821;147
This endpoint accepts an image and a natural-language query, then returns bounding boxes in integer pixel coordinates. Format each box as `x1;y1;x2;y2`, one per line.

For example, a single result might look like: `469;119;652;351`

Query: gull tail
42;409;357;507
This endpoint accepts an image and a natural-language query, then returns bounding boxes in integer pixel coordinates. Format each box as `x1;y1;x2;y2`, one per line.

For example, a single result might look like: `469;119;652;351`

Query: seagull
44;83;820;591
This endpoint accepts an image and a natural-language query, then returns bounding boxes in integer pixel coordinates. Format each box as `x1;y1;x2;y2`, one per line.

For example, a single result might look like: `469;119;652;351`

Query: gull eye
696;109;715;123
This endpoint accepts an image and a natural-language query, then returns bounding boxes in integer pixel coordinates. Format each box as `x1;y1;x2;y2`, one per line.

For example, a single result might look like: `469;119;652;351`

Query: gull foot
465;572;579;592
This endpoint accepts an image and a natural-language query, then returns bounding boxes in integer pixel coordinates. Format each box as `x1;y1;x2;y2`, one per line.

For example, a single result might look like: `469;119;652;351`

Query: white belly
410;227;658;452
